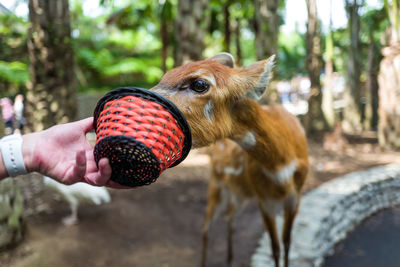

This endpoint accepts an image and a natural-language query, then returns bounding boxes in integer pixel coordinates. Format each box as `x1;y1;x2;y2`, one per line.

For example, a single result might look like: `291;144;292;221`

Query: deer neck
230;99;295;172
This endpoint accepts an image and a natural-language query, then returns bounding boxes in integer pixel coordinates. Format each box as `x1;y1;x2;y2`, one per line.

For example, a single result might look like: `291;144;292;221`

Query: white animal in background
43;176;111;225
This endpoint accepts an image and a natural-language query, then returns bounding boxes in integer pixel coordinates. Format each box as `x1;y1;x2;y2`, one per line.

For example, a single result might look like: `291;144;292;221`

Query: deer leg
282;194;300;267
225;201;236;267
201;179;223;267
258;199;280;267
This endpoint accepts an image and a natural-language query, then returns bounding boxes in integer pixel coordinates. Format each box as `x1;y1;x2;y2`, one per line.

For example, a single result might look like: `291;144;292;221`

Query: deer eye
190;79;210;93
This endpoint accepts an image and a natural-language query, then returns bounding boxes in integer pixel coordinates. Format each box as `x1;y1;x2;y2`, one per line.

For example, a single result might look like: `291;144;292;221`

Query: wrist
0;134;28;177
22;133;39;173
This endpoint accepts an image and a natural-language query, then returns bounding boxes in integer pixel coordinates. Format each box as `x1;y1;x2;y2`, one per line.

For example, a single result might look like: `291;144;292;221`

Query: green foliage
102;57;163;83
277;32;307;79
106;4;154;30
75;43;163;89
361;7;389;41
0;14;27;62
330;28;348;74
0;12;28;96
70;0;166;90
0;61;28;86
0;0;391;95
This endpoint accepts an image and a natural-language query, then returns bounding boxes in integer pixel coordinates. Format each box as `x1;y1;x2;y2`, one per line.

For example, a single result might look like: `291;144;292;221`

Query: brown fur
151;55;309;267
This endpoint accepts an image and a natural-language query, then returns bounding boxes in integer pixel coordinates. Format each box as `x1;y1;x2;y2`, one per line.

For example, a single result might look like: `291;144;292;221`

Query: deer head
151;53;275;148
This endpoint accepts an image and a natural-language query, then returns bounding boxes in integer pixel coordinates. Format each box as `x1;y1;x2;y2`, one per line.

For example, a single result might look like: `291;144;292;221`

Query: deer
202;138;254;266
150;52;309;267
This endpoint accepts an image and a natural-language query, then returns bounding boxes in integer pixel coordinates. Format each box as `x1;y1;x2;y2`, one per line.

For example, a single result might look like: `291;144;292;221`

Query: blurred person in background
13;94;25;134
0;97;15;135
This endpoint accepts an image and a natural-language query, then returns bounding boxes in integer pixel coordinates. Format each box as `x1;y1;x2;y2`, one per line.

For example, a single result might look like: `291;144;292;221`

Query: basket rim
93;87;192;168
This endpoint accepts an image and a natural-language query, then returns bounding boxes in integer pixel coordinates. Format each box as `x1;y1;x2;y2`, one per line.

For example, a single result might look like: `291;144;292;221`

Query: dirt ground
1;132;400;267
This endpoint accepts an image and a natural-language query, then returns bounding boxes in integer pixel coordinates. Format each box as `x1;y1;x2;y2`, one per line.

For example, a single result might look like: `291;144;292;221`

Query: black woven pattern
94;135;161;187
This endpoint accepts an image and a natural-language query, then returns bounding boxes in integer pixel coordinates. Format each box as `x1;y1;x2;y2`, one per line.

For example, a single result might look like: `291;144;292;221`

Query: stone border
251;164;400;267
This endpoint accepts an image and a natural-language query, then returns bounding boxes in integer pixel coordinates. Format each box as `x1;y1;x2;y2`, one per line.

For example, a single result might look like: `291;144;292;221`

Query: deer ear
209;52;235;68
244;55;275;100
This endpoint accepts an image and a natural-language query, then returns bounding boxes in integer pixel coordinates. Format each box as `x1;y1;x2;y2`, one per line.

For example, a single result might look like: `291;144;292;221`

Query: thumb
76;117;95;134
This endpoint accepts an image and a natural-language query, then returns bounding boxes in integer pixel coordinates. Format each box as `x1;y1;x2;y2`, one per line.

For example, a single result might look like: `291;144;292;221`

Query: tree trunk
160;0;173;73
378;45;400;150
223;1;232;53
305;0;326;133
26;0;77;132
322;0;335;129
323;48;335;129
174;0;208;66
254;0;280;60
364;32;379;130
384;0;400;44
343;0;363;132
234;17;242;66
160;18;169;73
254;0;281;104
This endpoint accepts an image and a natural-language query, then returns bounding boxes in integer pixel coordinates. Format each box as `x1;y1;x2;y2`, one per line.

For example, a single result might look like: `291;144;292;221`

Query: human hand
22;117;122;187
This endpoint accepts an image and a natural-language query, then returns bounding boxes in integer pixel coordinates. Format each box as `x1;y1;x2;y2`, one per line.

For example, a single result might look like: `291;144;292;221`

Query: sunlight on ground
179;150;210;167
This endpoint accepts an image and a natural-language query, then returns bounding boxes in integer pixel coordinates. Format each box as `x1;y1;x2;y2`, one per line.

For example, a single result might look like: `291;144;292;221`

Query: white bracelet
0;134;28;177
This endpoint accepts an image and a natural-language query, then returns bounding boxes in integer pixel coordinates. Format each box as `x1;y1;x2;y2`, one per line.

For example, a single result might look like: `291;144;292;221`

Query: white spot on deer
190;70;205;77
237;132;257;149
204;100;214;124
262;160;297;184
218;142;225;151
204;74;216;87
223;166;244;176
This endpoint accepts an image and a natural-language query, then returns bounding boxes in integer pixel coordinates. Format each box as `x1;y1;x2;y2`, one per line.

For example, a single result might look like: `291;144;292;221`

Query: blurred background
1;0;400;267
1;0;396;138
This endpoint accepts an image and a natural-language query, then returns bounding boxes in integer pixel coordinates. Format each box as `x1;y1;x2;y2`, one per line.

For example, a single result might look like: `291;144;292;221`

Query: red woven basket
93;87;191;187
